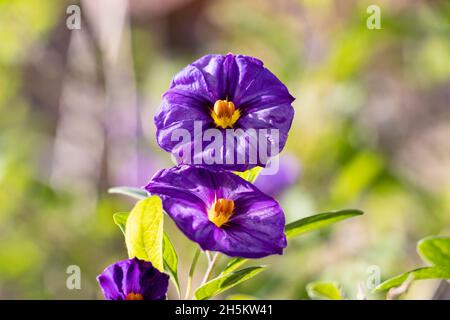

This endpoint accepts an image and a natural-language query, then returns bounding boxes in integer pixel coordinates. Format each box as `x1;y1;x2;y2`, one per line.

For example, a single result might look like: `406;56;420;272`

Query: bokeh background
0;0;449;299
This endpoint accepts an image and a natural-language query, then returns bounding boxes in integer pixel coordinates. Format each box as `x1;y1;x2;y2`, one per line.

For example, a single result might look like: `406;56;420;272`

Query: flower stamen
211;100;240;129
125;293;144;300
208;198;235;227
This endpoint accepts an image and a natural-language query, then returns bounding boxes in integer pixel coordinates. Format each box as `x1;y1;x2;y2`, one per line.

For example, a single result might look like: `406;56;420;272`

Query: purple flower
97;258;169;300
145;165;287;258
154;54;295;171
254;154;301;198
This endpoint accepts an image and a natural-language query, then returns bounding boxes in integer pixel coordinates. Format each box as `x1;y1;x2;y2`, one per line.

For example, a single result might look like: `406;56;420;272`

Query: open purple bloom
145;165;287;258
97;258;169;300
155;53;295;171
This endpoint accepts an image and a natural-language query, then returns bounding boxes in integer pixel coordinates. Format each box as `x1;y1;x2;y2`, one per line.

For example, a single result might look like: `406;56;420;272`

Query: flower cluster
98;53;295;300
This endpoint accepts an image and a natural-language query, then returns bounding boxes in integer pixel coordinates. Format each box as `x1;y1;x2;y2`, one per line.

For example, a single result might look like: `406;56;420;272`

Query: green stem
201;252;220;285
184;247;201;300
205;251;212;263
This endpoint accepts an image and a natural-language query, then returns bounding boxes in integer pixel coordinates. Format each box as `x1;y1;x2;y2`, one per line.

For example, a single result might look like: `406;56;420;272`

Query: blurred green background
0;0;449;299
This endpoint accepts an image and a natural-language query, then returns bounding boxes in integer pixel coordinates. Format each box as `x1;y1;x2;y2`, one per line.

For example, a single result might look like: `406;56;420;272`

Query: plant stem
201;252;220;285
205;251;212;263
185;247;201;300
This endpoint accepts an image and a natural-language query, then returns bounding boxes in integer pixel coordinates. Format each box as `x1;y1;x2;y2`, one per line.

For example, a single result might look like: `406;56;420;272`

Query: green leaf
233;167;263;183
194;266;266;300
417;236;450;267
220;257;248;275
376;266;450;291
125;196;164;271
163;233;181;298
306;281;343;300
226;294;257;300
285;209;363;239
113;212;129;235
108;186;148;200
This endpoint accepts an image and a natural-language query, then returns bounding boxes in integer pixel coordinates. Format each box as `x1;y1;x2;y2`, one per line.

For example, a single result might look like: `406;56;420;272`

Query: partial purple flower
145;165;287;258
97;258;169;300
154;53;295;171
254;154;301;198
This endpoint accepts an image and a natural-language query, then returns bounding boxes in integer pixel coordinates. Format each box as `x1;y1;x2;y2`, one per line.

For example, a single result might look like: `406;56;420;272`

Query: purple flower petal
97;265;125;300
97;258;169;300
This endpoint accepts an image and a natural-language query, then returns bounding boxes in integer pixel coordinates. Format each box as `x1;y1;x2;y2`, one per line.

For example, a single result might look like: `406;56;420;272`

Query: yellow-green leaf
125;196;164;271
226;294;257;300
112;209;178;294
376;266;450;291
195;266;266;300
285;209;363;239
417;236;450;268
233;167;263;183
163;233;181;298
113;212;129;235
220;257;247;275
307;281;343;300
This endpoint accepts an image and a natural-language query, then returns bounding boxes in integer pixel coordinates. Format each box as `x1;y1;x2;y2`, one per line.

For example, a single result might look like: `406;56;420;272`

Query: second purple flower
145;165;287;258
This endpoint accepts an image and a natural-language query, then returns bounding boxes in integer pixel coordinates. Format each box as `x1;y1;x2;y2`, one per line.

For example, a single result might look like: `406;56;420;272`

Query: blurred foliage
0;0;449;299
377;236;450;292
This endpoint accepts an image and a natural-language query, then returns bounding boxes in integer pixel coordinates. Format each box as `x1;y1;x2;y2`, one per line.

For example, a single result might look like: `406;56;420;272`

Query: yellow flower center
211;100;240;129
208;198;235;227
125;293;144;300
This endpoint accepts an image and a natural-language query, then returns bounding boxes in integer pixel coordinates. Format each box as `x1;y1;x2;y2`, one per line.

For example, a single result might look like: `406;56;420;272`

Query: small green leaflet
163;233;181;298
125;196;164;271
417;236;450;267
108;186;148;200
194;266;266;300
285;209;363;238
233;167;262;183
220;257;248;275
113;212;129;235
306;281;343;300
